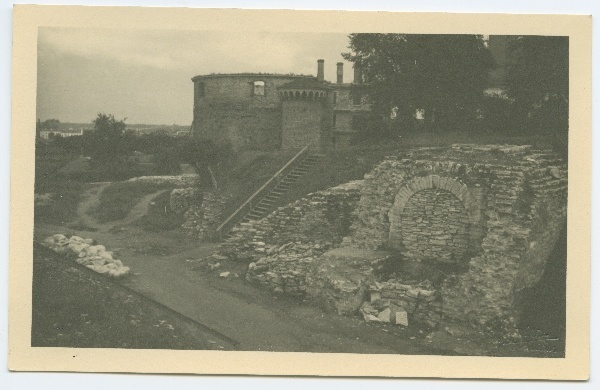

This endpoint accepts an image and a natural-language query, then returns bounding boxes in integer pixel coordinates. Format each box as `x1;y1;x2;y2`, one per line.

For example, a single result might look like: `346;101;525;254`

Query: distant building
39;128;84;139
191;38;511;150
191;59;370;151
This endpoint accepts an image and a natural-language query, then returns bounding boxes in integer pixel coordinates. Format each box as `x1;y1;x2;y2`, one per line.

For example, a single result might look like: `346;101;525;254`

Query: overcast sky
36;28;352;125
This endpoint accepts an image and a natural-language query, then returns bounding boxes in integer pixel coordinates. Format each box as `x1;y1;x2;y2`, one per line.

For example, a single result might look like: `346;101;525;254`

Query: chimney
336;62;344;84
317;59;324;82
353;62;362;84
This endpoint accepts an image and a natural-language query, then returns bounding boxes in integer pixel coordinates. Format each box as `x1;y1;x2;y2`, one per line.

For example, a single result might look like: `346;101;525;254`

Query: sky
36;28;352;126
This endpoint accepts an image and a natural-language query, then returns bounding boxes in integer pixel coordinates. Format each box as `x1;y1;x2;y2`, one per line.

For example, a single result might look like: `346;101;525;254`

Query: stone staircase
215;144;324;240
241;153;323;223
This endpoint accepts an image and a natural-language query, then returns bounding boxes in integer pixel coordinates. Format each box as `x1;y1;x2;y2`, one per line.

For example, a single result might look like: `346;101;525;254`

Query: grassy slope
277;132;558;209
217;150;298;218
92;181;175;223
31;244;224;350
135;190;184;232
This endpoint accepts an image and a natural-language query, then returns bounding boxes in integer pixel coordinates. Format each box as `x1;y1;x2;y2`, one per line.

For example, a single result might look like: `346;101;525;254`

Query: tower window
253;81;265;96
333;92;337;105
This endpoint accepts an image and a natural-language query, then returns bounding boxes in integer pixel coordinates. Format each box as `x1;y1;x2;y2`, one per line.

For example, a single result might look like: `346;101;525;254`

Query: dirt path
75;183;169;232
35;221;449;354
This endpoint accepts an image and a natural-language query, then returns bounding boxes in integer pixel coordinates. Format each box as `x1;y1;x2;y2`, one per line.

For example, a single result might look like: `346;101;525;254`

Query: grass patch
217;150;297;218
136;190;184;232
34;178;83;226
277;132;559;209
31;244;225;350
92;181;175;223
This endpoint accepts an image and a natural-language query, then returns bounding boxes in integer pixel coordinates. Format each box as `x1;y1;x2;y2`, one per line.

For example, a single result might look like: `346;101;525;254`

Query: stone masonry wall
281;100;326;149
400;188;471;263
192;75;310;151
348;144;567;333
215;181;362;293
212;144;567;340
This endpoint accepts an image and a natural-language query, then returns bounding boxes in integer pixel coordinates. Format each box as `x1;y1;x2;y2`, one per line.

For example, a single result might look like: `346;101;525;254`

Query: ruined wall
215;182;362;293
213;144;567;340
170;188;226;240
399;188;471;263
349;144;567;331
191;75;310;151
281;100;326;149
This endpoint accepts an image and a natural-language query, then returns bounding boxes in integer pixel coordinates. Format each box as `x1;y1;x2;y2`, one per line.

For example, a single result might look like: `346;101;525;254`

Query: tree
176;136;232;191
87;113;129;163
342;34;494;132
505;36;568;144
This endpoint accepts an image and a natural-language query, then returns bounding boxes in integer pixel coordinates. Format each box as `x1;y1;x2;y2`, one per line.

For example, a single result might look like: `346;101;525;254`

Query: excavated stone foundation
214;144;568;341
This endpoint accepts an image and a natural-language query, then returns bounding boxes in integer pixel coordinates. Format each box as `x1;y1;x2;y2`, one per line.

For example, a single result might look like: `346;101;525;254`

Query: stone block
395;310;409;326
378;308;392;323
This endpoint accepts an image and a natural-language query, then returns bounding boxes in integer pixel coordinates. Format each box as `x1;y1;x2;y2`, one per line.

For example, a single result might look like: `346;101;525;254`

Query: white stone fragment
395;310;409;326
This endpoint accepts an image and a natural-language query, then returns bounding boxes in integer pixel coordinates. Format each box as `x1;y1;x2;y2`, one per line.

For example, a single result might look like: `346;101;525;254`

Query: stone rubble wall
440;151;568;330
170;188;226;240
216;181;363;292
399;188;471;263
211;145;567;340
347;144;567;332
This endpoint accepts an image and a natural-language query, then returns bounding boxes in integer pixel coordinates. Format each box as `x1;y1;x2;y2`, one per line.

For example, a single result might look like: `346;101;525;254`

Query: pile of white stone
128;174;198;187
41;234;130;278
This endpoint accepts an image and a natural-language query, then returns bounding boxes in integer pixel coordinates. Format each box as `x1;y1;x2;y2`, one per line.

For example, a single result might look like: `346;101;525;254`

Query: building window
196;82;205;97
352;92;361;106
333;92;337;105
253;81;265;96
333;113;337;127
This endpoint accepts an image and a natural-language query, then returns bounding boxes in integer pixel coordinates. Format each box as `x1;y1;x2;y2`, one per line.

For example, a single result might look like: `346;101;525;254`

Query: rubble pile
41;234;130;278
360;279;441;329
128;174;198;187
246;241;333;295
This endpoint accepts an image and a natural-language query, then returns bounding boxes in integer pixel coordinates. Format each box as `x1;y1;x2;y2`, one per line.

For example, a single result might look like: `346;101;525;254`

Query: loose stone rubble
128;174;199;187
41;234;130;278
361;279;441;328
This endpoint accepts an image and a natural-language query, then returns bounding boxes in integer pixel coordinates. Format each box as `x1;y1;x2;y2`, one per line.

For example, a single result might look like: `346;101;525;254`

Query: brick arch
388;175;482;254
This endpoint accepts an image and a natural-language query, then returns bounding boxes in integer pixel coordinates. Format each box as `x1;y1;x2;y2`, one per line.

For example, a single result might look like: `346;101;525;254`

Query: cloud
36;28;352;124
39;28;350;75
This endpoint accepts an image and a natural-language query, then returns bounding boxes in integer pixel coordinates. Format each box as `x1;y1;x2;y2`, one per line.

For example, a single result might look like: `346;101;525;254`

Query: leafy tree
176;136;232;191
505;36;568;144
342;34;494;132
86;113;129;163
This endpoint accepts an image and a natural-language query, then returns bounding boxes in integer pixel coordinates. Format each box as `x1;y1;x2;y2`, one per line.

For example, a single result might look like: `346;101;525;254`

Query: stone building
191;60;370;151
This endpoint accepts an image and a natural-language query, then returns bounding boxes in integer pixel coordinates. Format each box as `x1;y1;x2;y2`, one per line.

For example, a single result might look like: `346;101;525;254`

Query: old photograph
9;6;591;380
